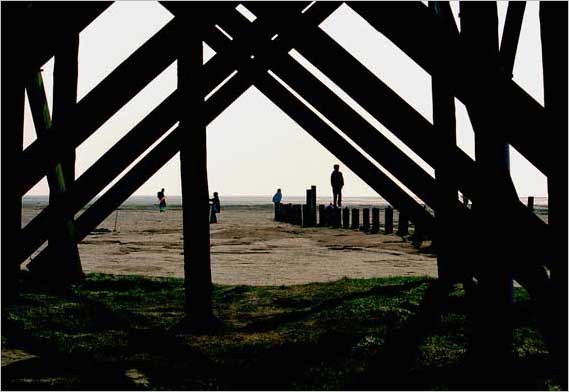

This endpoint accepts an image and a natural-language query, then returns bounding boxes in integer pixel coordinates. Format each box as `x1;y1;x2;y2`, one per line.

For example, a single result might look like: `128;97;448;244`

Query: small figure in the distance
157;188;166;213
209;192;221;223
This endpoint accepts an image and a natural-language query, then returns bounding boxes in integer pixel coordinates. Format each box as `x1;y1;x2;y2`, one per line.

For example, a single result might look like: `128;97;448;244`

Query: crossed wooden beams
3;0;567;381
17;1;550;280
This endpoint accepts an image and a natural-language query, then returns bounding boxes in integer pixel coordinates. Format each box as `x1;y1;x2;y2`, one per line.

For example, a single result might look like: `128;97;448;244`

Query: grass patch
2;273;561;390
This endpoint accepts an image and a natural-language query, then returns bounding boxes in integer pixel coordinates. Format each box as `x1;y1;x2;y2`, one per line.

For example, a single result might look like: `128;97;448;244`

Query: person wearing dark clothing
157;188;166;213
331;164;344;207
209;192;221;223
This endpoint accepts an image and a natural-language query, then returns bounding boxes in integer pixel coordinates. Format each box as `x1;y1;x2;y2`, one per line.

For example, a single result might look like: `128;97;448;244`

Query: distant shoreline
22;194;549;209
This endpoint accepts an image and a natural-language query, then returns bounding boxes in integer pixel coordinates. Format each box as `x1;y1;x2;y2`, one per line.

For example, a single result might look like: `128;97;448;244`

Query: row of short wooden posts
274;186;415;236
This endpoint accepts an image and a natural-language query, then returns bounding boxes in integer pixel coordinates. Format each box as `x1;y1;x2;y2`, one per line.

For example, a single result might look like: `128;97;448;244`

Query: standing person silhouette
209;192;221;223
157;188;166;213
272;188;282;206
331;164;344;207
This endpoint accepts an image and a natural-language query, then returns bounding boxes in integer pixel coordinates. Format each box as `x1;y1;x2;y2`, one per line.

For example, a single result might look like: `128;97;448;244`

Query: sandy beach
22;203;440;285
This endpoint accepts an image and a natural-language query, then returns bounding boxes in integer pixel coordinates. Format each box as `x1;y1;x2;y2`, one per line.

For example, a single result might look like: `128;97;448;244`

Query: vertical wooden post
397;210;408;236
179;6;214;323
540;2;568;374
1;3;25;301
342;207;350;229
460;2;513;377
351;208;360;230
361;208;370;232
294;204;302;226
371;207;380;234
318;204;326;226
302;204;310;227
430;1;460;283
331;207;341;228
305;189;313;227
527;196;534;212
385;206;394;234
310;185;317;225
53;32;79;185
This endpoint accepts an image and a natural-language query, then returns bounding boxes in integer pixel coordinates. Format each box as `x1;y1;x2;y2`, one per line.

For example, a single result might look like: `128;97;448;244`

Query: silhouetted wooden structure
2;1;566;385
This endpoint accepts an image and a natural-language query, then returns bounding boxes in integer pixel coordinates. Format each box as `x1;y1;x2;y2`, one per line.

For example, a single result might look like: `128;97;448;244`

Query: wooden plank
53;32;80;185
25;70;84;282
177;5;214;322
1;2;26;300
540;1;568;376
460;2;513;376
20;72;250;263
349;2;551;177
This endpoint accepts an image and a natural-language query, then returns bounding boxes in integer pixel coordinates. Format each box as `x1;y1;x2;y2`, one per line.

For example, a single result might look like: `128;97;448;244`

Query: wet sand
22;205;438;285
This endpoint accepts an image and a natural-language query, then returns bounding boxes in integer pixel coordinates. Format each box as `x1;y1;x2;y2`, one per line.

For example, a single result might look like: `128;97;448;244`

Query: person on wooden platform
209;192;221;223
331;164;344;207
272;188;282;206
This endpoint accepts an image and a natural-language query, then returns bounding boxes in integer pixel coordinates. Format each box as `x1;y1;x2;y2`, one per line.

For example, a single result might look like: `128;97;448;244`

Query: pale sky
23;1;547;200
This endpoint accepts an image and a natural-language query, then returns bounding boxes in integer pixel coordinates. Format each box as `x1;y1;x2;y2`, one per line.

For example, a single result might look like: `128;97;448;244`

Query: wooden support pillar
342;207;350;229
178;6;214;323
361;208;370;232
1;4;25;302
540;2;568;377
25;71;83;283
385;206;394;234
527;196;534;212
370;207;380;234
460;2;513;380
397;210;408;236
351;208;360;230
430;1;461;283
305;188;314;227
53;32;79;185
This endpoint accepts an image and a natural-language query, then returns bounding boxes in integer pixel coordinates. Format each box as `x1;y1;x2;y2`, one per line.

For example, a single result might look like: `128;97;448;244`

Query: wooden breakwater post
294;204;302;226
527;196;534;212
371;207;380;234
342;207;350;229
361;208;370;232
285;203;293;224
302;204;310;227
385;206;394;234
275;203;283;222
318;204;326;226
304;188;314;227
331;207;341;228
351;208;360;229
397;210;409;236
310;185;317;225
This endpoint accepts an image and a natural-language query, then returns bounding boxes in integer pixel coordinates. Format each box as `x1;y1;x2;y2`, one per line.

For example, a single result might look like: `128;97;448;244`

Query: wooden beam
540;1;568;377
500;2;526;77
255;72;435;231
20;20;178;196
177;5;215;322
1;2;26;301
53;32;80;185
25;70;84;283
21;2;111;75
460;2;513;378
349;2;551;178
429;1;463;283
23;67;251;268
